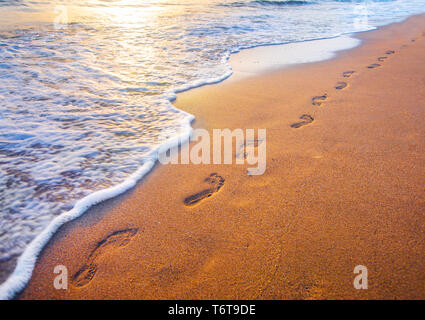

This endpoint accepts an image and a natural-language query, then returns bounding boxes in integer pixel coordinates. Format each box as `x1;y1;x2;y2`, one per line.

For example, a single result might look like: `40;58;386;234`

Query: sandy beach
18;14;425;300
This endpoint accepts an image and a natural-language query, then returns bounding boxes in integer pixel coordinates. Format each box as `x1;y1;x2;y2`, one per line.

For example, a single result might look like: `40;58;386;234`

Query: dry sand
19;14;425;299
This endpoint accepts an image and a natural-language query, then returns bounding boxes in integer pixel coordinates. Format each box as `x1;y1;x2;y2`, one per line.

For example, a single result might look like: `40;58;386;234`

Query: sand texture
19;14;425;300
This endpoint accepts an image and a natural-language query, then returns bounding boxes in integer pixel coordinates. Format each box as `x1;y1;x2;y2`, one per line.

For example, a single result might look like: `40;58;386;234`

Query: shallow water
0;0;424;284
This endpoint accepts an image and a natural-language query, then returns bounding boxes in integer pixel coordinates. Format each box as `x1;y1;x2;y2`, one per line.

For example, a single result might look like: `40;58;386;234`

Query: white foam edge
0;110;194;300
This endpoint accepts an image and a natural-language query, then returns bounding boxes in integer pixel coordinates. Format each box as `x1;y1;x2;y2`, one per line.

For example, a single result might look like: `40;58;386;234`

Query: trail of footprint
385;50;395;55
343;71;355;78
184;173;224;206
72;228;138;287
290;114;314;128
377;56;387;62
312;94;327;106
335;82;347;90
236;138;264;160
367;63;381;69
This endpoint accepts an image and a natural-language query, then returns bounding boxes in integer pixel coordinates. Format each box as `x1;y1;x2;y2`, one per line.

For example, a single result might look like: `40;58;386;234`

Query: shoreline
0;21;359;299
0;32;365;298
6;13;425;299
0;15;365;297
0;19;363;298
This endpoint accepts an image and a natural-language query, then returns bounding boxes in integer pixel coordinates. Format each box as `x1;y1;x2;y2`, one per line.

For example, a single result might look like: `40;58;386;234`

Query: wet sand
19;14;425;299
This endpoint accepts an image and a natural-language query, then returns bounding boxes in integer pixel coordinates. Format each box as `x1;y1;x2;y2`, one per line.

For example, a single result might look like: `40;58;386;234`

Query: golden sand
20;14;425;299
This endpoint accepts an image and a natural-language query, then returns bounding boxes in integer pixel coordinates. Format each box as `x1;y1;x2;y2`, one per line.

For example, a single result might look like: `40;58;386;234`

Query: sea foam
0;114;194;300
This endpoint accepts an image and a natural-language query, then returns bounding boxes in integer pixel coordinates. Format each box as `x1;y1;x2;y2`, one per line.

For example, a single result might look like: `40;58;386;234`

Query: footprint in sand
72;228;138;287
377;56;388;62
335;81;347;90
385;50;395;55
367;63;381;69
236;138;264;160
342;71;355;78
312;94;327;106
184;173;224;206
72;264;97;288
290;114;314;128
